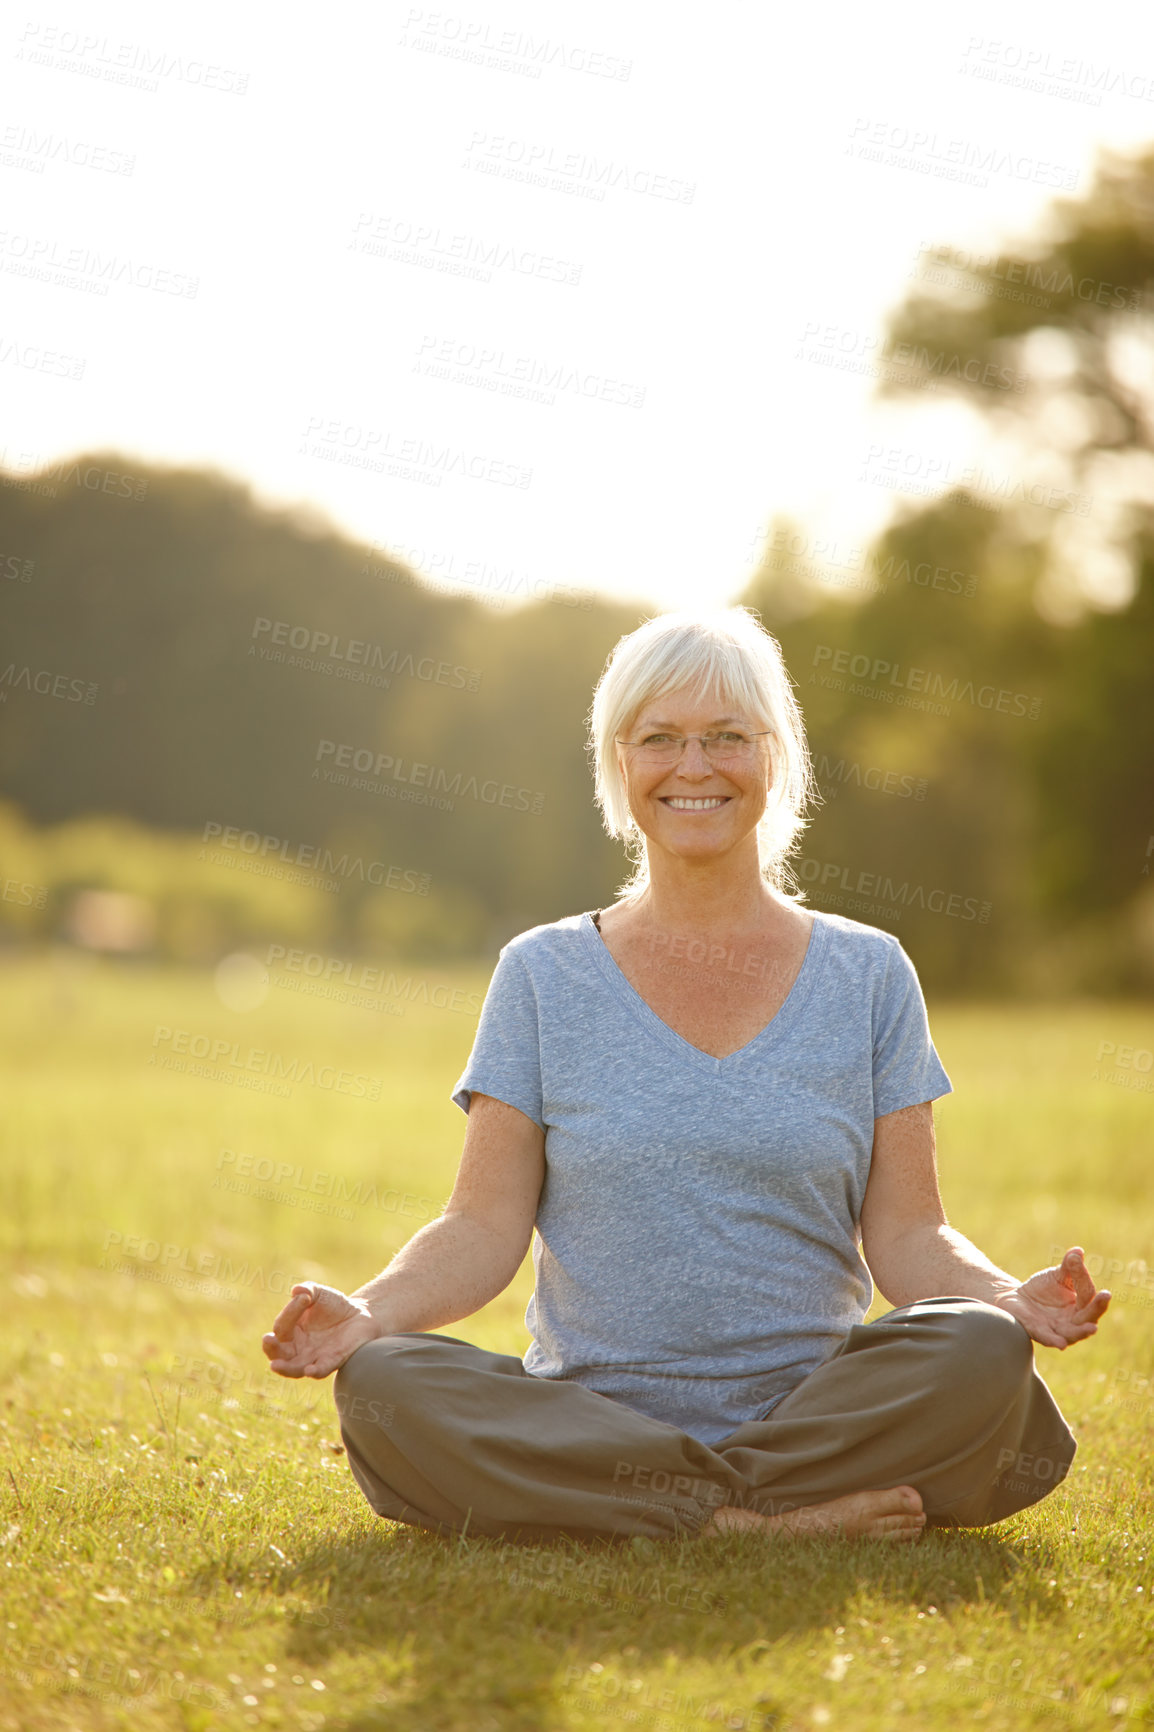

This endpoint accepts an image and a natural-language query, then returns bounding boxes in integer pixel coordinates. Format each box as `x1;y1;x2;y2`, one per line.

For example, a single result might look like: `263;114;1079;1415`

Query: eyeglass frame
613;728;773;762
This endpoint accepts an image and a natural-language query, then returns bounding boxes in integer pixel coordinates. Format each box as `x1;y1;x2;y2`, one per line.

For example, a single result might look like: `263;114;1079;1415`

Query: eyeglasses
614;729;772;765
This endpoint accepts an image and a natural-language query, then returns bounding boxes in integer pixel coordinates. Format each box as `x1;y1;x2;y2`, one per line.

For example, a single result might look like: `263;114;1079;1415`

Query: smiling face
615;684;773;869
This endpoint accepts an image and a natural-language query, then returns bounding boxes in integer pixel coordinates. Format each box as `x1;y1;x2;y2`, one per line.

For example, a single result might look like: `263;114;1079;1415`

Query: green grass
1;950;1152;1731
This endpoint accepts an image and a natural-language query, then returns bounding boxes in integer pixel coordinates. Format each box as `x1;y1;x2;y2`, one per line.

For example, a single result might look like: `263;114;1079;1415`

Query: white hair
587;606;818;901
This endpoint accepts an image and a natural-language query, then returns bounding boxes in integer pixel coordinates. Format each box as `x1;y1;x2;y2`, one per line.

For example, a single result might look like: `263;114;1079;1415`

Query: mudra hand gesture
994;1246;1111;1349
262;1282;380;1379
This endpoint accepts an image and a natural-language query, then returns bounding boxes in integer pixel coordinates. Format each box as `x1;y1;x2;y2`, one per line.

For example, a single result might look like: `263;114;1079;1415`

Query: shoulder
497;912;591;970
804;907;909;981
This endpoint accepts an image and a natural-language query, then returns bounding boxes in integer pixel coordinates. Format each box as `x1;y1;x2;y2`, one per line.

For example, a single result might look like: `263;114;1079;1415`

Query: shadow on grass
184;1506;1068;1732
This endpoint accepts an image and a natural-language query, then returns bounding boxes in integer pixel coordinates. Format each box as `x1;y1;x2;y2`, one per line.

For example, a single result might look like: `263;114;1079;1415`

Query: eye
714;731;747;745
641;732;676;745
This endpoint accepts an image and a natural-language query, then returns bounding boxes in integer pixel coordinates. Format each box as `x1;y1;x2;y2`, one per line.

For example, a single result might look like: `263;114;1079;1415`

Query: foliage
4;152;1154;988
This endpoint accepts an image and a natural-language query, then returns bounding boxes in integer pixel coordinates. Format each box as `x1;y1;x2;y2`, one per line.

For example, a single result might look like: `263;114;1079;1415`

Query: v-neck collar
581;908;828;1071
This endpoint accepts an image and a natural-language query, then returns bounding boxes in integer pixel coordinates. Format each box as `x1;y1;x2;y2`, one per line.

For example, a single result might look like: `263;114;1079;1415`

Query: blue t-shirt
451;907;952;1446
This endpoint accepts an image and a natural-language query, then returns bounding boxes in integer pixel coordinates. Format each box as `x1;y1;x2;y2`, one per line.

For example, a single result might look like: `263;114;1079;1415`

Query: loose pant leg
332;1298;1076;1544
333;1331;737;1542
713;1296;1076;1528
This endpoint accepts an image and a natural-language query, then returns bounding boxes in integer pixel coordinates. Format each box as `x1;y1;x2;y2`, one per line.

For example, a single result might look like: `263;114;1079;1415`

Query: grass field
1;948;1152;1732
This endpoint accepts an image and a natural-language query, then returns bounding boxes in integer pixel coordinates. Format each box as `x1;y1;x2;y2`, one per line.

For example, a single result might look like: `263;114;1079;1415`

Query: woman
263;607;1109;1544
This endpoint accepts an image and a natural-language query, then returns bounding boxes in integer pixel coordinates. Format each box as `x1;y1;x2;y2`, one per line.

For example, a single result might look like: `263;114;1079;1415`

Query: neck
630;841;783;935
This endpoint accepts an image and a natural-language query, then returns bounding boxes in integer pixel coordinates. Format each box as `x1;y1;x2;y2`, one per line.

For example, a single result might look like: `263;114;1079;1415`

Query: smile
660;796;730;810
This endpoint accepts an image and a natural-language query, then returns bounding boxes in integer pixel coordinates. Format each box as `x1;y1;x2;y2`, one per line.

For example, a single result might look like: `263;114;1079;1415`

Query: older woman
263;607;1108;1544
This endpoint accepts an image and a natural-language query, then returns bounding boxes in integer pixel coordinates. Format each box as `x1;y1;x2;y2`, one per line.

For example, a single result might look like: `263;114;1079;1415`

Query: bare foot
698;1485;925;1543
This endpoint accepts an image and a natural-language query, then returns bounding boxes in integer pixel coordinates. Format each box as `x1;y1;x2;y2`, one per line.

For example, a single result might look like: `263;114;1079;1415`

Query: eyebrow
635;715;747;729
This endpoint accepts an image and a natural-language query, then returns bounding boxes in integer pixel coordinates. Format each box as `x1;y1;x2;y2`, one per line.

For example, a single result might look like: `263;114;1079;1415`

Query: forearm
869;1222;1019;1309
350;1211;525;1334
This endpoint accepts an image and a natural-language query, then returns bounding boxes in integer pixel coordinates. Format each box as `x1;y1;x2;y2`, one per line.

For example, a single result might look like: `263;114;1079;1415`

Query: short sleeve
450;947;545;1127
872;938;953;1117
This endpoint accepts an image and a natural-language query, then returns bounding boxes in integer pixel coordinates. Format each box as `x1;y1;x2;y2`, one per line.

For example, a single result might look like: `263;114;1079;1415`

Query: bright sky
3;1;1152;612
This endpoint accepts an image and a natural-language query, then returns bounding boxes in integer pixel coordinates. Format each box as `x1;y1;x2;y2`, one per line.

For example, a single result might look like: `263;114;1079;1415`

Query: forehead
631;683;752;725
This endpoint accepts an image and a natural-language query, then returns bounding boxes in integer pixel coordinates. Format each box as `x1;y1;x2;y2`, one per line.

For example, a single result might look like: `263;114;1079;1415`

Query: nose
674;736;714;777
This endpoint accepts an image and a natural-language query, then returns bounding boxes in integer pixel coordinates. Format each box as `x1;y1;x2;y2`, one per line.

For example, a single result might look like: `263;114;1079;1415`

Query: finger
262;1330;303;1366
1073;1291;1111;1325
269;1288;314;1341
1052;1316;1102;1345
1019;1319;1069;1349
1062;1248;1097;1306
263;1349;304;1378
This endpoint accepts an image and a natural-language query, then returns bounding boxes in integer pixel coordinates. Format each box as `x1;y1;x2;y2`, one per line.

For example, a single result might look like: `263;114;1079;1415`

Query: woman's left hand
994;1246;1111;1349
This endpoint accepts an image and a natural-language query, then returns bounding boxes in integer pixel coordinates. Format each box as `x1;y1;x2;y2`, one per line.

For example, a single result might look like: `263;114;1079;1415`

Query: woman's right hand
262;1282;382;1378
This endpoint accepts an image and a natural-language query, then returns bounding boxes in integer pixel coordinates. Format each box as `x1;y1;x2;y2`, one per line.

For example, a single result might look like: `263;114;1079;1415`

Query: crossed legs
332;1297;1076;1545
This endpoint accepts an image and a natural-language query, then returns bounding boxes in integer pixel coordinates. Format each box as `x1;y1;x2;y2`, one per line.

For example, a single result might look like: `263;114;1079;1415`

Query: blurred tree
744;147;1154;991
0;456;641;954
6;146;1154;987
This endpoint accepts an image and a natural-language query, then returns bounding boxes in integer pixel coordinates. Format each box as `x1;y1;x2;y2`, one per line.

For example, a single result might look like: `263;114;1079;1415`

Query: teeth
664;797;727;810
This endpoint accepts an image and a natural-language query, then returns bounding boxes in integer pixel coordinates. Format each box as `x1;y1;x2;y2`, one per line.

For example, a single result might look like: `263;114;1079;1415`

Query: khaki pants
332;1296;1076;1544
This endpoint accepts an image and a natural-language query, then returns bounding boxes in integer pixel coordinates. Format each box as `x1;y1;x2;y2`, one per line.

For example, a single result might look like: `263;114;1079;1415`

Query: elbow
861;1240;912;1310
